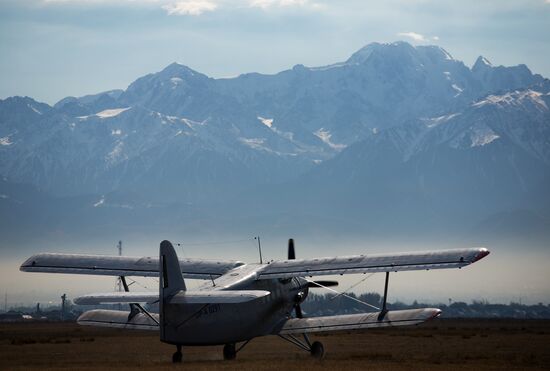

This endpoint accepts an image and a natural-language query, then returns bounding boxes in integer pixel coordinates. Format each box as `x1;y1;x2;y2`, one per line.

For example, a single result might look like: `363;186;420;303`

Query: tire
223;343;237;360
310;341;325;359
172;351;182;363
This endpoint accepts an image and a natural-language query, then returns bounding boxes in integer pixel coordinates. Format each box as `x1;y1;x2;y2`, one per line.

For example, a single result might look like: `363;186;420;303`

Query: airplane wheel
172;346;183;363
310;341;324;359
223;343;237;360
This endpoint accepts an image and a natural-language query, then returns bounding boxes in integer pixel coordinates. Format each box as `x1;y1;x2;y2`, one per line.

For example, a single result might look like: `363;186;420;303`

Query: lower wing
77;307;440;333
274;308;441;335
78;309;159;331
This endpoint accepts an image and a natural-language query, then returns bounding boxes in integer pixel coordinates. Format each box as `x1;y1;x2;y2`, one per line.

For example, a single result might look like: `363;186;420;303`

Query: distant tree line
4;294;550;321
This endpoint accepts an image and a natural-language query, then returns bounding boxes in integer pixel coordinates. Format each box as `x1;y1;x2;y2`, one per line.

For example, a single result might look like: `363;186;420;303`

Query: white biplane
21;239;489;362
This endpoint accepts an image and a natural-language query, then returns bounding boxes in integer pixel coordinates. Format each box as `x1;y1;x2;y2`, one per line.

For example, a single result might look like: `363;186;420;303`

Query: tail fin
159;240;185;343
159;240;186;297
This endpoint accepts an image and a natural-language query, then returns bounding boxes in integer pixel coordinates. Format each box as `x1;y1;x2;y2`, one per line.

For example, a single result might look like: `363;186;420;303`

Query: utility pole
61;294;66;321
115;241;123;311
4;292;7;313
115;240;123;292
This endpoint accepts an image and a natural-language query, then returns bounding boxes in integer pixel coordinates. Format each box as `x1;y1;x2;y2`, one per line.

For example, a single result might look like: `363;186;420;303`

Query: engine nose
294;277;309;303
294;290;306;303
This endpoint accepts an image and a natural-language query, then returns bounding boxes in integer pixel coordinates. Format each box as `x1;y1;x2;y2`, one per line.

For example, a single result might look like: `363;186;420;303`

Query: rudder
159;240;185;343
159;240;186;297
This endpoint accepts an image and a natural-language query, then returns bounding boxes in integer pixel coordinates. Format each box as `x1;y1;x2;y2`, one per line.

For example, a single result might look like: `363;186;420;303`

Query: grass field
1;319;549;370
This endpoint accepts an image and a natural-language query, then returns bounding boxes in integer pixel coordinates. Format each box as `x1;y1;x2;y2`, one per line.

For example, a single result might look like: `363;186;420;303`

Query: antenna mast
255;236;263;264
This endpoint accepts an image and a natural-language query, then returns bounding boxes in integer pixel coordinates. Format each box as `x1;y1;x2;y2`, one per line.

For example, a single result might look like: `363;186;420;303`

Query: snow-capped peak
346;43;379;64
473;55;493;71
479;56;492;66
160;62;199;78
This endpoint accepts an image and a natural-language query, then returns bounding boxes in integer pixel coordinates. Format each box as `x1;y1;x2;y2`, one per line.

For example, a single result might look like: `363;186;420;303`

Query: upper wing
74;290;270;305
274;308;441;335
20;253;244;279
257;248;489;279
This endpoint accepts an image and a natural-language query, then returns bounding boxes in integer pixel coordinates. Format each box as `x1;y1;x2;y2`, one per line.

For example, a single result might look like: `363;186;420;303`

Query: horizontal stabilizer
276;308;441;335
258;248;489;279
74;292;158;305
20;253;244;279
74;290;270;305
77;309;159;331
169;290;270;304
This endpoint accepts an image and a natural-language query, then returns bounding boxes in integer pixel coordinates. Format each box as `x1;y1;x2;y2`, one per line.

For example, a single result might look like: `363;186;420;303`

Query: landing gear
223;343;237;360
278;333;325;359
310;341;325;359
172;345;182;363
222;340;251;360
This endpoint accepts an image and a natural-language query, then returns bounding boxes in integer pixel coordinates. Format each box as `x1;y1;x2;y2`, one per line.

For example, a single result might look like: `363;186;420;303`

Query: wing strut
120;276;139;320
378;272;390;321
120;276;159;325
277;333;324;358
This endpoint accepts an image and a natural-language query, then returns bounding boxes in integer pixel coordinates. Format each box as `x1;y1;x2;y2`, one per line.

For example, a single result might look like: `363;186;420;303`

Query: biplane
20;239;489;362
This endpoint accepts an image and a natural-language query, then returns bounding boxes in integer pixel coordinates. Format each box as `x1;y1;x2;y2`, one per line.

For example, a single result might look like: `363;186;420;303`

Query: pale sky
1;0;549;104
1;0;550;306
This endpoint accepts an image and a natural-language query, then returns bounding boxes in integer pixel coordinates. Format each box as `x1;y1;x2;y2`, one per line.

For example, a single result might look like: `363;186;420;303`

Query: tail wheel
310;341;325;359
223;343;237;360
172;350;182;363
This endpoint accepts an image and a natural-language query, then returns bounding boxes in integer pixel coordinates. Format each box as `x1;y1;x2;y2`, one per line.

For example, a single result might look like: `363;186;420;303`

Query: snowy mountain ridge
0;41;549;240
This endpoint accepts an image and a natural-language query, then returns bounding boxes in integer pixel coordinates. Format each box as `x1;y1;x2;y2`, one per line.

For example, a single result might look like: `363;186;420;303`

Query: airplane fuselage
161;264;309;345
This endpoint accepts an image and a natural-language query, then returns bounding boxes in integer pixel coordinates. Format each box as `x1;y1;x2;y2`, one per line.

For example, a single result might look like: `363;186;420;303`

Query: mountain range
1;41;549;247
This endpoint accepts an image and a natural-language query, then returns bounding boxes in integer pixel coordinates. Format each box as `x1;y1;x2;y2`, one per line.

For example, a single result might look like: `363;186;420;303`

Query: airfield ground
1;319;549;370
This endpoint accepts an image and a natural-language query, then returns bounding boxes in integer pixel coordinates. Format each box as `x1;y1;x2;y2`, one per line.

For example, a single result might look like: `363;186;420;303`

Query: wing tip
428;308;442;320
20;255;37;272
472;248;490;263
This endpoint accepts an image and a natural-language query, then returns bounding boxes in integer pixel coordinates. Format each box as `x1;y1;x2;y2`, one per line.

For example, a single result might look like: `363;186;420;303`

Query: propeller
307;280;339;288
288;238;296;260
287;239;338;318
288;239;303;318
288;238;338;289
294;301;303;318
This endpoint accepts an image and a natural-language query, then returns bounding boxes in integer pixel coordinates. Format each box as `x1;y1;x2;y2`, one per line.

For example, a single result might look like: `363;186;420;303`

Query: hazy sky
1;0;549;105
4;243;550;307
3;233;550;306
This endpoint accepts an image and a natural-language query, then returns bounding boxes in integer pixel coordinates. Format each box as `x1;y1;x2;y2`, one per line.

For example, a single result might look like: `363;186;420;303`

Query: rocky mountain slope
1;42;548;242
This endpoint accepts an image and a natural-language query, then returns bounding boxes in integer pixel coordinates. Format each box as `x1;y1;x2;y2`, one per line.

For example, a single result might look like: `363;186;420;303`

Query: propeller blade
307;280;339;288
288;238;295;260
295;304;303;319
288;239;303;319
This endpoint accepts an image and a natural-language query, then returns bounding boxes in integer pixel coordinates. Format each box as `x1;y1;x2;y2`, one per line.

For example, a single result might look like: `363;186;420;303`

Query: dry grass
1;319;549;370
